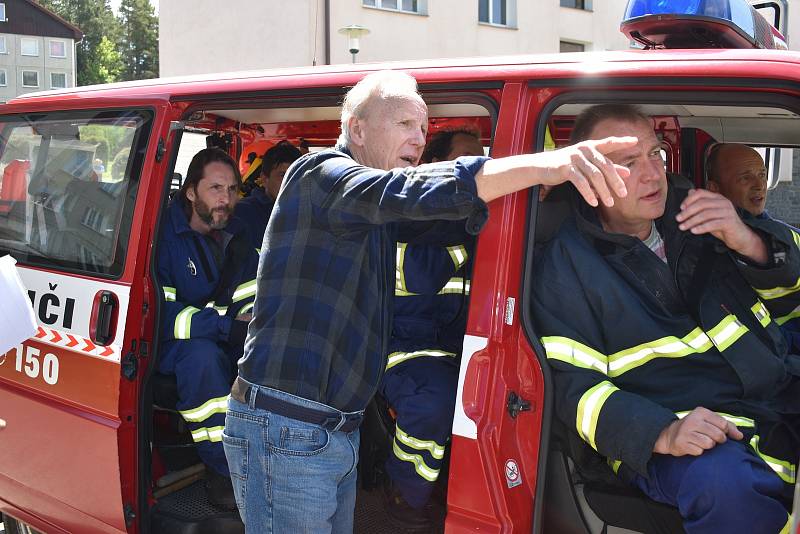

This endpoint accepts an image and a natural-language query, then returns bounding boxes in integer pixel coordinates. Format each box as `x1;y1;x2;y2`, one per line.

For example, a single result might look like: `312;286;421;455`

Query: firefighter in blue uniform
157;148;258;510
381;129;484;530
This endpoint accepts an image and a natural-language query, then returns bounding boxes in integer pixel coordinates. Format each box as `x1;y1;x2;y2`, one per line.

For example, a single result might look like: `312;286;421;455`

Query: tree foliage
36;0;158;85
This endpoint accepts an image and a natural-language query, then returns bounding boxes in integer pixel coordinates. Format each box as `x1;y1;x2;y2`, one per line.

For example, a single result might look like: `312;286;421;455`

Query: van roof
5;49;800;107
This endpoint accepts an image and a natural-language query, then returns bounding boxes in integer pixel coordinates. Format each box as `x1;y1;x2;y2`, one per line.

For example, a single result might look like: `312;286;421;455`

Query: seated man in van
234;140;302;249
381;128;484;530
532;104;799;533
707;143;800;353
157;147;258;510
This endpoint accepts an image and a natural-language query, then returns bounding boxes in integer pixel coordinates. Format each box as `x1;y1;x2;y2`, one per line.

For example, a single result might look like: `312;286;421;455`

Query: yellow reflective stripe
776;306;800;326
191;425;224;443
179;395;229;423
395;425;445;459
391;439;439;482
608;458;621;474
778;514;792;534
607;327;712;377
163;286;176;302
238;302;254;316
174;306;200;339
446;245;468;269
750;435;797;484
395;242;416;296
438;277;470;295
232;279;257;303
205;301;228;316
675;411;755;428
542;336;608;374
386;349;455;370
750;300;771;327
576;381;619;451
707;314;748;352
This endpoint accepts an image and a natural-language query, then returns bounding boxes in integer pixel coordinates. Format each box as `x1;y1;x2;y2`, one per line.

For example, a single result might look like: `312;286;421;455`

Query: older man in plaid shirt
223;70;637;533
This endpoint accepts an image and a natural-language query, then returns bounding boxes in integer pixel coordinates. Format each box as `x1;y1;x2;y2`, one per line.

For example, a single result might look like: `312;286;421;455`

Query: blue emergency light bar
621;0;787;50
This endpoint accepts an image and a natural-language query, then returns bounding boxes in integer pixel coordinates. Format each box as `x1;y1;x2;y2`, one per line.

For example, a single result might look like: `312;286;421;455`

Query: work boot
205;470;237;511
383;480;433;533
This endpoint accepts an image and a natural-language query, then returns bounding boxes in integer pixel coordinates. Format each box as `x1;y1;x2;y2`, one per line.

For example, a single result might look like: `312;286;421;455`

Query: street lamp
338;24;370;63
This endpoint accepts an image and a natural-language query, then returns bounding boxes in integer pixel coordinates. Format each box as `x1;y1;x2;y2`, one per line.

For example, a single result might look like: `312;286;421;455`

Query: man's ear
185;186;196;203
706;180;719;193
348;116;366;147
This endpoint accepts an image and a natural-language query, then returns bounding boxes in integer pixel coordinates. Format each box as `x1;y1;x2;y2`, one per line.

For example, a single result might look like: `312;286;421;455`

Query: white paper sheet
0;255;37;355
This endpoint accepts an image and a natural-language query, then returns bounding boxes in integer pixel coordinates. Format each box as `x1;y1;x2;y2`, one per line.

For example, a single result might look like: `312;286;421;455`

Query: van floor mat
354;486;445;534
151;480;243;534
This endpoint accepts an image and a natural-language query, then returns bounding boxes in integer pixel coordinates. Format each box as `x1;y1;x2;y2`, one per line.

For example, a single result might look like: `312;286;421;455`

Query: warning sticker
505;459;522;488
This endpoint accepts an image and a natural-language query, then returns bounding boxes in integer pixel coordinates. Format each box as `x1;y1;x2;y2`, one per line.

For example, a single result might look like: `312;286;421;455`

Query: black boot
205;470;237;511
383;481;433;532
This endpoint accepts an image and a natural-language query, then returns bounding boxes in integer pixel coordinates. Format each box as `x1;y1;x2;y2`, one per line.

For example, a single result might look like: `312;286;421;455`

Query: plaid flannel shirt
238;146;489;412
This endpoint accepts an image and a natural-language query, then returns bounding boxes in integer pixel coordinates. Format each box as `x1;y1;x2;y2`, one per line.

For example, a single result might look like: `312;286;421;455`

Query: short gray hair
338;70;423;147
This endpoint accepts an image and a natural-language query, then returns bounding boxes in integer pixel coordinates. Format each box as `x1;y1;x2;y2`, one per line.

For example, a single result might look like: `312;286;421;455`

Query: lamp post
338;24;370;63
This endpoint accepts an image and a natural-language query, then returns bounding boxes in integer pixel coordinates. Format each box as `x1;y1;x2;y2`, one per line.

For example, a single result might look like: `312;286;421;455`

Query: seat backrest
0;160;30;215
534;184;573;244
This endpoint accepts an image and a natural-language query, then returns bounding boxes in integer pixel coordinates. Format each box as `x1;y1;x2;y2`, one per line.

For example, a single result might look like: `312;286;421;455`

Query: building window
50;72;66;88
363;0;425;14
0;69;6;87
560;0;592;10
21;70;38;87
479;0;515;26
0;36;6;54
560;41;585;53
49;40;66;58
20;38;38;56
0;4;6;22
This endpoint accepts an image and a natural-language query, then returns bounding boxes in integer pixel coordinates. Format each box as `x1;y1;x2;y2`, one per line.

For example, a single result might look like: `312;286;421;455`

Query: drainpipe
324;0;331;65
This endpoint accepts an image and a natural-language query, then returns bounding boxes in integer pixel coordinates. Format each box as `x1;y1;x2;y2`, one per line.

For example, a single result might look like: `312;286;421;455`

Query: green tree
117;0;159;81
37;0;123;85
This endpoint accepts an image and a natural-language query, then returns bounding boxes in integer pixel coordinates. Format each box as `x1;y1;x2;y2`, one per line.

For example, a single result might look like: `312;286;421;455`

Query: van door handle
90;290;118;346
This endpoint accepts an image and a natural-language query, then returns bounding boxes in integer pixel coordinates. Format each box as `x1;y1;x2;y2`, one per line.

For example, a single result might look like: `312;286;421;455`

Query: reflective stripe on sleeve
205;301;228;316
190;425;224;443
163;286;176;302
607;327;712;377
447;245;468;269
776;305;800;326
438;277;470;295
395;243;416;296
542;336;608;374
576;381;619;451
232;279;257;303
174;306;201;339
386;349;455;370
750;435;797;484
179;395;229;423
238;302;255;316
395;425;445;459
391;439;439;482
750;301;771;327
675;411;755;428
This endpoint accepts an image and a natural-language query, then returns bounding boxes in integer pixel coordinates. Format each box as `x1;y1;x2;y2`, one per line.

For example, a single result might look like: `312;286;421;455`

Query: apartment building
0;0;82;102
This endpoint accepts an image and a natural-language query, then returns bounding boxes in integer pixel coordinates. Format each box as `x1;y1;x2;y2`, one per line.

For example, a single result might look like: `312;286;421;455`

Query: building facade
159;1;798;77
0;0;82;102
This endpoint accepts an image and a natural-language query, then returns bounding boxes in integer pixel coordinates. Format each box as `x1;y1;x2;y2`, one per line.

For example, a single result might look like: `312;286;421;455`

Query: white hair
337;70;423;147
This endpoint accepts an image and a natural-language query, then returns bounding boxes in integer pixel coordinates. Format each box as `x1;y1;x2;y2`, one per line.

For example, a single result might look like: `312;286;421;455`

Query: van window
0;109;153;276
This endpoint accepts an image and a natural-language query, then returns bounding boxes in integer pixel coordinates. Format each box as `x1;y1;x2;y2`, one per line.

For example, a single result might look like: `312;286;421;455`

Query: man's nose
642;160;663;182
412;127;426;146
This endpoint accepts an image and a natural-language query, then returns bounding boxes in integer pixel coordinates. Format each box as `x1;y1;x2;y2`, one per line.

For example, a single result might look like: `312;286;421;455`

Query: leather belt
230;376;362;433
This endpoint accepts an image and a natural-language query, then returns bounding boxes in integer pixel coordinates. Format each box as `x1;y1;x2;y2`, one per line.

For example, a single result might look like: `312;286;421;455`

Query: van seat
0;160;29;215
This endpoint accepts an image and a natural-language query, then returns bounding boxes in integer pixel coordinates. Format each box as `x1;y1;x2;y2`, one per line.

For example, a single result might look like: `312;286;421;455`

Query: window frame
0;35;7;55
0;4;6;22
49;71;67;89
559;40;586;53
0;108;155;278
0;68;6;87
21;70;39;88
560;0;592;10
48;39;66;59
20;37;39;57
478;0;517;28
362;0;427;15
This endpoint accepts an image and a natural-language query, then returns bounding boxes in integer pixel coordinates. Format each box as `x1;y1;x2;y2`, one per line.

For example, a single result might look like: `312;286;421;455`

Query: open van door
0;97;172;534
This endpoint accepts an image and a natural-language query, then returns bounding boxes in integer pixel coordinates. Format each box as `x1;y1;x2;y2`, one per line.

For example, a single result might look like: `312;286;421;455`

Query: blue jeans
222;383;361;534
